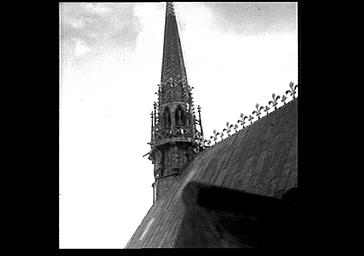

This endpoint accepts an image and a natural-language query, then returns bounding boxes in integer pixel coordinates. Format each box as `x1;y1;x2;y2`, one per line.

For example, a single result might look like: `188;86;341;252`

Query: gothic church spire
161;2;187;84
148;2;204;203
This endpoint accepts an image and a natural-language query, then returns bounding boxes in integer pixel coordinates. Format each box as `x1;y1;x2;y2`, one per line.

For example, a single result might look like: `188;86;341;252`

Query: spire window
175;105;185;127
162;107;171;129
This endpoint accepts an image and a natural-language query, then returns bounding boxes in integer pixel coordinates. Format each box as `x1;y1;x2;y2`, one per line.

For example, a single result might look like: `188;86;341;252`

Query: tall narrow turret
148;2;204;202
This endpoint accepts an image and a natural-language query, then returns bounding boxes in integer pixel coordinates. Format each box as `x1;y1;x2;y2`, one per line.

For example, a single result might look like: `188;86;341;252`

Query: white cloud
73;38;91;57
84;3;111;15
67;17;85;28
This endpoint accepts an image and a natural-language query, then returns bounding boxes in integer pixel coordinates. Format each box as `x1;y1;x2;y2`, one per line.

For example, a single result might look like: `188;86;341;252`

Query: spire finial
166;2;175;16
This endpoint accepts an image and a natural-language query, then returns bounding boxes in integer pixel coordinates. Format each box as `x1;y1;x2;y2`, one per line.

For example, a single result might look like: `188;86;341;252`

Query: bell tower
148;2;204;202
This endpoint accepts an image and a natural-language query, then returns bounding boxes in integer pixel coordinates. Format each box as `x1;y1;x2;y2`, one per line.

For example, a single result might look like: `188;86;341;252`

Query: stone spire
161;2;188;84
148;2;204;203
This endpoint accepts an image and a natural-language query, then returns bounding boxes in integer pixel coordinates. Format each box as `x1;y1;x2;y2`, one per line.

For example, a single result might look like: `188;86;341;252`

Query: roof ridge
201;82;298;148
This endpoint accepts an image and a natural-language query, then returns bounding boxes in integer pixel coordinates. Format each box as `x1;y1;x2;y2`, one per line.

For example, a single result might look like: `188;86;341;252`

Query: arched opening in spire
186;112;190;126
162;107;171;129
175;105;185;127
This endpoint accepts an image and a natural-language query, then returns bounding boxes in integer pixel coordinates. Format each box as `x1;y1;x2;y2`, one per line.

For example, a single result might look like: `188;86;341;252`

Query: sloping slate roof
174;182;298;248
125;99;298;248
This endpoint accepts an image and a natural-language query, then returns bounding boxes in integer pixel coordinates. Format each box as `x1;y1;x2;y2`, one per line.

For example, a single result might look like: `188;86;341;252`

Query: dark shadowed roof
174;182;298;248
125;99;298;248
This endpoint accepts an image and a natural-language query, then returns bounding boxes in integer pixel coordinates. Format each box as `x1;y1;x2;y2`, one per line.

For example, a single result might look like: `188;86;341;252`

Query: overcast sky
59;2;297;248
